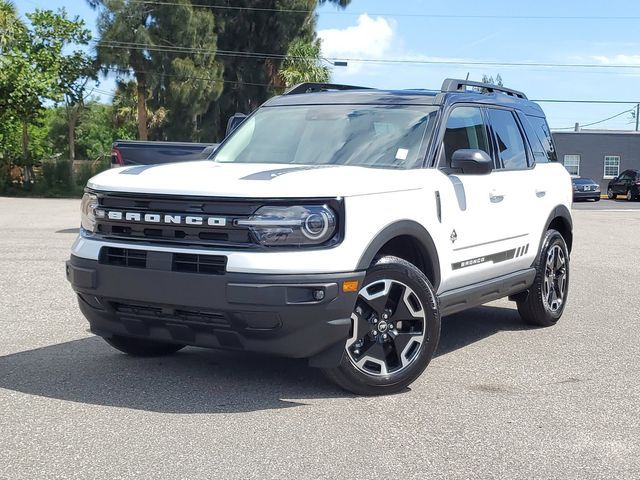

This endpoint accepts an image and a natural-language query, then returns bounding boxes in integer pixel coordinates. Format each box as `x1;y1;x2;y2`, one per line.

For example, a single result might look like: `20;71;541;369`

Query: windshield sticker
395;148;409;161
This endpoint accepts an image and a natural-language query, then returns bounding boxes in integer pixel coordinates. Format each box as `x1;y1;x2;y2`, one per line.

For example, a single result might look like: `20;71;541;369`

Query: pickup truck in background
110;141;219;167
110;113;247;167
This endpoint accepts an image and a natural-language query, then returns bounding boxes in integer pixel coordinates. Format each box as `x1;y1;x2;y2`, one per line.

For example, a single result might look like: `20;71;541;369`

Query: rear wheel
104;335;185;357
517;230;569;327
322;256;440;396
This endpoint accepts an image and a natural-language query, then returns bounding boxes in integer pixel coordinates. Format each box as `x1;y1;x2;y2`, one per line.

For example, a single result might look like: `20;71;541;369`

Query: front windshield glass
213;104;438;169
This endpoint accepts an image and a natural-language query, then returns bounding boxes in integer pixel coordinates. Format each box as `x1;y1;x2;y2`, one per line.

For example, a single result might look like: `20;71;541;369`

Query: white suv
66;79;573;395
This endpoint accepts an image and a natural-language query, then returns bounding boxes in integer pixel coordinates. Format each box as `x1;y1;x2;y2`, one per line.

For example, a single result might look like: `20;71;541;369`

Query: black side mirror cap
225;113;247;138
451;149;493;175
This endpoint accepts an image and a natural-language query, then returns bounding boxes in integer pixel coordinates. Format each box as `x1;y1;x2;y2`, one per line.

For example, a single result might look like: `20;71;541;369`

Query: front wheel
322;256;440;396
627;189;636;201
607;187;615;199
517;230;569;327
104;335;185;357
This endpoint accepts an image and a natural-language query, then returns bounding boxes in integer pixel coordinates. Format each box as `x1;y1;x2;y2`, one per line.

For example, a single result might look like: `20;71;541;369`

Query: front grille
99;247;147;268
112;301;231;329
173;253;227;275
94;193;262;247
99;247;227;274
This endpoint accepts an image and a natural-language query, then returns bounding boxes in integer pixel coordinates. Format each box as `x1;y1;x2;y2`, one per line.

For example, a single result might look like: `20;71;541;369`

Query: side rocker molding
356;220;441;290
438;268;536;317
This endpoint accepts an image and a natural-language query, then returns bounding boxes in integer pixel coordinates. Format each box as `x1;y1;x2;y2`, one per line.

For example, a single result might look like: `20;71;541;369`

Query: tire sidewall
536;230;570;321
335;256;441;393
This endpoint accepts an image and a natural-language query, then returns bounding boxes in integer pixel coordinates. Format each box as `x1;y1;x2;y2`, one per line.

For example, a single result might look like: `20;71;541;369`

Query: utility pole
636;104;639;131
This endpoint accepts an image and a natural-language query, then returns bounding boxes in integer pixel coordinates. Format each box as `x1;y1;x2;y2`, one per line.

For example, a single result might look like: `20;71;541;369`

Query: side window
526;115;557;162
441;107;489;167
487;109;528;170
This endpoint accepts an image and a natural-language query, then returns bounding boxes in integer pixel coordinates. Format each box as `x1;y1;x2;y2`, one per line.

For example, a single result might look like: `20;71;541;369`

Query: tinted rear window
522;114;557;163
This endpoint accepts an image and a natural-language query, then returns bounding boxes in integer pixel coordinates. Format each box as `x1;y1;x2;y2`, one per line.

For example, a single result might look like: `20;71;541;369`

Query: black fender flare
356;220;441;290
537;204;573;258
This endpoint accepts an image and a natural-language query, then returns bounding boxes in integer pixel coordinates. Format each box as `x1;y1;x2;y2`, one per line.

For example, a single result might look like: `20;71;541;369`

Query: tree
199;0;351;140
94;0;155;140
59;48;97;161
0;7;91;183
280;38;330;87
147;2;224;141
481;74;503;86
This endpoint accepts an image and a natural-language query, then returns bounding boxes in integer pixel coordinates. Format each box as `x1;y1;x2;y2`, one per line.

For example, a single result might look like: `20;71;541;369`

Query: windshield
213;104;438;169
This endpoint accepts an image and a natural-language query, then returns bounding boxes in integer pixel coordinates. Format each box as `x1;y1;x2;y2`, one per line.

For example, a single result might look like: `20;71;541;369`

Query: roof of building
553;129;640;135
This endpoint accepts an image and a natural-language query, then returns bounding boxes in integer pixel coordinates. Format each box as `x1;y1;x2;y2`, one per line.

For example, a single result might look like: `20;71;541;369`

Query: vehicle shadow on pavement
0;305;530;413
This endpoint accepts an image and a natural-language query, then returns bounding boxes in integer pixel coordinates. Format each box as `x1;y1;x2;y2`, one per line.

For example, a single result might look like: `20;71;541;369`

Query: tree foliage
198;0;350;140
280;38;330;87
0;4;91;176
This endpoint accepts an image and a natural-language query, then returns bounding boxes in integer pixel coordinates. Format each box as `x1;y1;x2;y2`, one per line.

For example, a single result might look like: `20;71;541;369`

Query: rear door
485;107;541;272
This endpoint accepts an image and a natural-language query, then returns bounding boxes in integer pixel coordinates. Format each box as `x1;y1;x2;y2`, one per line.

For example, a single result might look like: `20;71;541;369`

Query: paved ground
0;196;638;480
572;198;640;210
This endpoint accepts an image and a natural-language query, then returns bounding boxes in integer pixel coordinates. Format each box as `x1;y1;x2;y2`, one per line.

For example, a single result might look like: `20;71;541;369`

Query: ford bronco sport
66;79;573;395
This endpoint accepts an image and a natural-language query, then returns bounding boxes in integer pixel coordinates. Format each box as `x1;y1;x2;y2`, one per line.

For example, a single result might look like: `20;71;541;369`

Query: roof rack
284;82;371;96
441;78;528;99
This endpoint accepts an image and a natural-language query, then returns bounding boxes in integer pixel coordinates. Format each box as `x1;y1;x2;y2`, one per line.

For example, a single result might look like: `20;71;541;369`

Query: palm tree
0;0;24;51
280;39;330;88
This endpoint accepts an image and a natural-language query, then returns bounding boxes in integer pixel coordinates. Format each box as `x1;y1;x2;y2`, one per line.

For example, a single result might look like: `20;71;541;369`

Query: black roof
264;79;545;117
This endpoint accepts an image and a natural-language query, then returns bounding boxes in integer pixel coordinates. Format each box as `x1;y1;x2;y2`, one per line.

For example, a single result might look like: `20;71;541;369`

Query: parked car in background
572;177;601;202
607;169;640;201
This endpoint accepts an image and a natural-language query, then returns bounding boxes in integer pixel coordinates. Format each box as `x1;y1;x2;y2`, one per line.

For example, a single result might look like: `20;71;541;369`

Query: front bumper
573;190;600;200
66;255;364;365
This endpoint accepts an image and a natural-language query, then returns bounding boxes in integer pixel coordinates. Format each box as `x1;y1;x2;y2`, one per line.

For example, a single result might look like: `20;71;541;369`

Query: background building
553;130;640;192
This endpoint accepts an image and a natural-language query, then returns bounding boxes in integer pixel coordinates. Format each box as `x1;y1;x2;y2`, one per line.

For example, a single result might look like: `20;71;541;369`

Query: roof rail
284;82;371;96
441;78;528;99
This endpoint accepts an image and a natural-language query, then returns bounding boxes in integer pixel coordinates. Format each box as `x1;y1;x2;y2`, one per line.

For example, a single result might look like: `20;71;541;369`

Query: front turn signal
342;280;359;293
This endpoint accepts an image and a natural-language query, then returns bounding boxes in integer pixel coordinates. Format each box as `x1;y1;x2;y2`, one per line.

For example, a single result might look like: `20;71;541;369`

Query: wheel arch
541;205;573;254
356;220;441;290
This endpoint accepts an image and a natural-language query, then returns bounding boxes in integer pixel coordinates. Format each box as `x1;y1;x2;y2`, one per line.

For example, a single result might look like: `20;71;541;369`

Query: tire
594;197;601;202
517;229;569;327
322;256;440;396
627;189;633;201
607;187;615;200
103;335;185;357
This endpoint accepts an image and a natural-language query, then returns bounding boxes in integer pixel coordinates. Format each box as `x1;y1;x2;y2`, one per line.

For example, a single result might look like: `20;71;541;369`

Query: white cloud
319;14;395;61
593;54;640;65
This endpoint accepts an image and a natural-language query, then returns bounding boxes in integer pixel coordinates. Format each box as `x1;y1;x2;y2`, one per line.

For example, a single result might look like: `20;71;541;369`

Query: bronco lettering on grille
102;210;227;227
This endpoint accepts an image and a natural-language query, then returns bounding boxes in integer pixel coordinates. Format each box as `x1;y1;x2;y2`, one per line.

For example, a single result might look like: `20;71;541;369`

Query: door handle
489;190;505;203
535;189;546;198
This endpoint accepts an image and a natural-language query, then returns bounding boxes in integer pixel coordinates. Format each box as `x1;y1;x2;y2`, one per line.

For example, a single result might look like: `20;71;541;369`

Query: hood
87;161;423;198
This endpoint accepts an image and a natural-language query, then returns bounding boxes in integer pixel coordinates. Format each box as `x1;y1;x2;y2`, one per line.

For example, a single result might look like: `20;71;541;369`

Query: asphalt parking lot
1;196;639;479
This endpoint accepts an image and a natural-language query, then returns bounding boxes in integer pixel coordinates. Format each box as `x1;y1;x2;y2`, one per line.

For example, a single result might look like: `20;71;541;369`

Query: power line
127;1;640;20
554;108;636;130
94;40;640;70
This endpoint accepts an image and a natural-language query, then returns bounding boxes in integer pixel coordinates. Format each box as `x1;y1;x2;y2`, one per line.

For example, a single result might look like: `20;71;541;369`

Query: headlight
80;193;100;233
237;205;338;246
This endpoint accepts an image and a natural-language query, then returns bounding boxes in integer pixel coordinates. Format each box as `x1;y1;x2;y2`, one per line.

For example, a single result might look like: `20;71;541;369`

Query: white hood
87;161;423;198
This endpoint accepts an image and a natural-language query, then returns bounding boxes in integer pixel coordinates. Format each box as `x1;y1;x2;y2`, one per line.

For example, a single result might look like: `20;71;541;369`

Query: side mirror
226;113;247;137
451;149;493;175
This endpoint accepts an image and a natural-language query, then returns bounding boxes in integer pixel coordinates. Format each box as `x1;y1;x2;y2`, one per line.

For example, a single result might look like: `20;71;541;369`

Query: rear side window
487;109;528;170
441;107;490;167
525;115;557;163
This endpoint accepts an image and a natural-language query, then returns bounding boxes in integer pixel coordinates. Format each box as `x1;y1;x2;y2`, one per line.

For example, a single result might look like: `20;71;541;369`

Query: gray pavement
0;196;639;479
572;198;640;210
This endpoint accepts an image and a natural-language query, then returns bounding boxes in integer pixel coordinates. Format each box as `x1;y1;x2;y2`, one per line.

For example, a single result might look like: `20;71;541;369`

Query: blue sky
17;0;640;130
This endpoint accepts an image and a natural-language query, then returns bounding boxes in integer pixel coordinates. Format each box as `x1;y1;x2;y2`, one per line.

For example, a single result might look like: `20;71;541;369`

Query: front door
436;106;519;290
